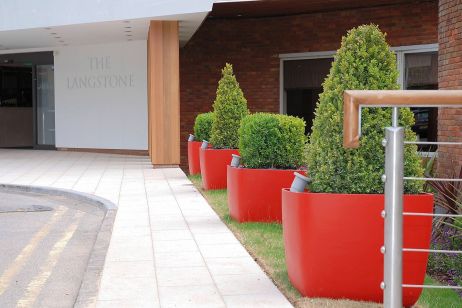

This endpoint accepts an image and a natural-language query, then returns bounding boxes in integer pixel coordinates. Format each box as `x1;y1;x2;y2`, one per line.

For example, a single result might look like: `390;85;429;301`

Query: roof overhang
0;0;214;51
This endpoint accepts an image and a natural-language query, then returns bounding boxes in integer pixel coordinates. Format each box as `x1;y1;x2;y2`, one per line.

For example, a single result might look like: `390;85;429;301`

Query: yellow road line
0;206;68;296
16;211;84;308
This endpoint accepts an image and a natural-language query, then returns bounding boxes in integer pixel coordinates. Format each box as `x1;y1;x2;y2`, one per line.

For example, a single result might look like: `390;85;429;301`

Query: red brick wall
180;1;438;169
437;0;462;177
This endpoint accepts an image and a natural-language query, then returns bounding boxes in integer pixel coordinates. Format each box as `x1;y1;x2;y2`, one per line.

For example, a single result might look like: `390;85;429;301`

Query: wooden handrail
343;90;462;149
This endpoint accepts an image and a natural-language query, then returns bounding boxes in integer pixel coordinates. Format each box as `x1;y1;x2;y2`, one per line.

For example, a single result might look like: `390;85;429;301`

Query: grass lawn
189;174;462;308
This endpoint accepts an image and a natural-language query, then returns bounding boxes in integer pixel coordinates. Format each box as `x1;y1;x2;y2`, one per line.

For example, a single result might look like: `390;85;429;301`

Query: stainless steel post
392;107;399;127
383;126;404;308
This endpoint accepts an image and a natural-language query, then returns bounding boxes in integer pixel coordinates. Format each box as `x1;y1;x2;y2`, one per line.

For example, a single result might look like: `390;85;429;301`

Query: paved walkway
0;150;292;308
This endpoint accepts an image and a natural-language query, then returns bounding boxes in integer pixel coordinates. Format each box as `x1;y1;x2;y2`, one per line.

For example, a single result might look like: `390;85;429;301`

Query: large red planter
188;141;202;175
200;148;239;190
227;166;302;223
282;189;433;306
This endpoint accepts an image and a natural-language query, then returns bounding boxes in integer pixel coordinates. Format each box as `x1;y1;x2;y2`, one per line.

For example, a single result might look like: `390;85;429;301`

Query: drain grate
0;205;53;213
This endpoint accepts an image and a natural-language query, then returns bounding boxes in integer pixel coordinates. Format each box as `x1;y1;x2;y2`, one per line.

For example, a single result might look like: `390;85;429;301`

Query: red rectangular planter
188;141;202;175
282;189;433;306
200;148;239;190
227;166;301;223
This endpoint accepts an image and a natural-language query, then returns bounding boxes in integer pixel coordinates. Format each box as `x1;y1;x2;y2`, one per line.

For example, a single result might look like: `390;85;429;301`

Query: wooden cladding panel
148;20;180;165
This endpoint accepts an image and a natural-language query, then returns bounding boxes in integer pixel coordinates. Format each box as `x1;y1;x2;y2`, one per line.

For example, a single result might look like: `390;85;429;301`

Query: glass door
36;64;55;146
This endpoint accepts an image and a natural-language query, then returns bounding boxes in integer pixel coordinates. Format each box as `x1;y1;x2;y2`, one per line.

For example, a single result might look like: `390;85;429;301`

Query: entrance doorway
0;66;33;147
0;52;55;148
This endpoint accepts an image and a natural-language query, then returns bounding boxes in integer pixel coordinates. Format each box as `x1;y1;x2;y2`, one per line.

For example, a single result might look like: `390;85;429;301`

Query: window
395;45;438;150
280;44;439;143
282;57;333;134
404;52;438;143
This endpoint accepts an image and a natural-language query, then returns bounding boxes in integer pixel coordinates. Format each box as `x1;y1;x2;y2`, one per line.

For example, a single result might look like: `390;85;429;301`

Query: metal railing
343;90;462;308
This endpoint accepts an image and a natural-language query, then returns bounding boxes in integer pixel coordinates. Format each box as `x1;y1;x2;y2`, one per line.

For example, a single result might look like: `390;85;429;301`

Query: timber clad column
147;21;180;165
437;0;462;176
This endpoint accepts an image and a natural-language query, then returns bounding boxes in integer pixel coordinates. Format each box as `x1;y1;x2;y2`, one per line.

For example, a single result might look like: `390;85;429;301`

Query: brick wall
180;1;438;170
437;0;462;177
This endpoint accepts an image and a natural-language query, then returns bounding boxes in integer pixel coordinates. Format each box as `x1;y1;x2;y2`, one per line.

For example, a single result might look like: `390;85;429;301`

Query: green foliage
306;24;424;194
239;113;305;169
193;112;214;141
418;276;462;308
428;232;462;291
210;63;249;149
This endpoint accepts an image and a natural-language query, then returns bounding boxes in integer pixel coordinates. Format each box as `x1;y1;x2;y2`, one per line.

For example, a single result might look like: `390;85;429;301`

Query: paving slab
0;149;293;308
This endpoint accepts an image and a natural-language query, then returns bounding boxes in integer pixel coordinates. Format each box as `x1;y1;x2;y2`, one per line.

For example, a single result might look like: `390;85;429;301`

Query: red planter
188;141;202;175
227;166;302;223
282;189;433;306
200;148;239;190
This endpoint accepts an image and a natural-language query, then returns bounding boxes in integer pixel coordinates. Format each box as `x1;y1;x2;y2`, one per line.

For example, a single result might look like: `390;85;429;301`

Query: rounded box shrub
210;63;249;149
239;113;306;169
194;112;214;141
306;24;424;194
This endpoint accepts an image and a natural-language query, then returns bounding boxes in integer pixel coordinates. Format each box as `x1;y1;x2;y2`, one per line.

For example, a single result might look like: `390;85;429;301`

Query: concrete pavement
0;150;292;308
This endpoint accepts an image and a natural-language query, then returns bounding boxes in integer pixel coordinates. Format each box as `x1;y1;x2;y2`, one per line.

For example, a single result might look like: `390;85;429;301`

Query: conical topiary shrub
306;24;424;194
210;63;249;149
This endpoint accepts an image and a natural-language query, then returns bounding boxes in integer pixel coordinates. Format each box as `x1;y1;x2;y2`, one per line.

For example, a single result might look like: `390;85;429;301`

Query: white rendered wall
54;40;148;150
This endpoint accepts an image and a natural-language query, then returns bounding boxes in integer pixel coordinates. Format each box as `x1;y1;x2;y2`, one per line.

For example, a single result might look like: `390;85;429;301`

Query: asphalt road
0;190;104;308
